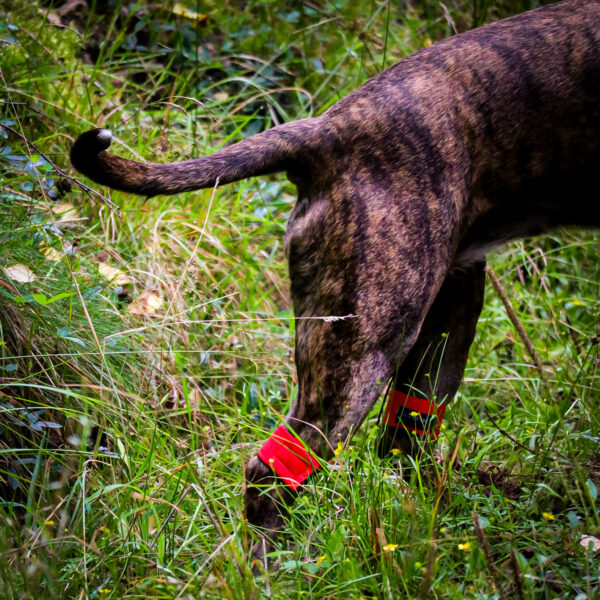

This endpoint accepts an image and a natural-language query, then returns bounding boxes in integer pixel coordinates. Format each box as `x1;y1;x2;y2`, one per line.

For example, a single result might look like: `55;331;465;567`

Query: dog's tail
70;118;321;197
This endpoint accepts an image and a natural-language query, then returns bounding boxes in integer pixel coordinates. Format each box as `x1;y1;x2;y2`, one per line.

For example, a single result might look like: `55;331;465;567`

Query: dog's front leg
244;329;397;553
377;261;486;459
244;316;400;558
244;178;460;556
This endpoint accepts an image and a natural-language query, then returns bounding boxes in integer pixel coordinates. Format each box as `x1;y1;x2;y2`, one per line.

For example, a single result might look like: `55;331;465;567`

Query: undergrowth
0;0;598;598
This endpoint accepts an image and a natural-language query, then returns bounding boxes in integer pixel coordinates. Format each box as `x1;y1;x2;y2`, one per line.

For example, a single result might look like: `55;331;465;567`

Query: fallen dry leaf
50;201;79;224
40;244;63;262
186;388;202;408
4;264;36;283
98;263;132;287
172;2;207;21
580;535;600;552
128;292;162;315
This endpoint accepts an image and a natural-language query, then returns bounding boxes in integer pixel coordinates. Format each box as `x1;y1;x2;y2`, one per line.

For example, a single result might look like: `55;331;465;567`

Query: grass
1;0;599;598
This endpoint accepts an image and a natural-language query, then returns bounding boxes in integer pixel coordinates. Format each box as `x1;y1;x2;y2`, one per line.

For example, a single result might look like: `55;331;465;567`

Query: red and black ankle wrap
384;389;446;439
257;424;321;491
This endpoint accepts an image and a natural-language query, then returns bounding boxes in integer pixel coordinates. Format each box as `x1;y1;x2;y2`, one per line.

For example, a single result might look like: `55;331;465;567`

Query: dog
71;0;600;555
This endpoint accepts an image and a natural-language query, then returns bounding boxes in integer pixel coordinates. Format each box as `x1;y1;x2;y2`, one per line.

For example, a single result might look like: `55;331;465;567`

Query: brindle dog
72;0;600;553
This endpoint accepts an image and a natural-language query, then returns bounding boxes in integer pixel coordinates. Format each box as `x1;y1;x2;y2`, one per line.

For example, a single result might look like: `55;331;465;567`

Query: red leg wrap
384;389;446;439
257;424;321;491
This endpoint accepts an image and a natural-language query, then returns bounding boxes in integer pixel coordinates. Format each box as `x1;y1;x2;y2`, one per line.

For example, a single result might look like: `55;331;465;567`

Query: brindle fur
72;0;600;555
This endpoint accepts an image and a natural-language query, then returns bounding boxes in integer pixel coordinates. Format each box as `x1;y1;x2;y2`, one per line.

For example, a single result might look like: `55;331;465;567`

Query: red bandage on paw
257;424;321;491
384;389;446;439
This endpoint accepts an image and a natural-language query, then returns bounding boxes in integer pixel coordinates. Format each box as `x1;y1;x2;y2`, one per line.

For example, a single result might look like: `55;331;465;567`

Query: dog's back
72;0;600;220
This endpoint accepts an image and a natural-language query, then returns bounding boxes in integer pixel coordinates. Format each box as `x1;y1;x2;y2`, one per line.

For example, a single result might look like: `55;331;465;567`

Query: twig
510;548;525;600
192;482;224;535
0;100;61;126
419;541;437;600
483;408;532;453
473;513;506;599
149;485;192;550
159;76;179;148
485;265;545;378
1;123;118;212
174;534;234;600
484;407;570;464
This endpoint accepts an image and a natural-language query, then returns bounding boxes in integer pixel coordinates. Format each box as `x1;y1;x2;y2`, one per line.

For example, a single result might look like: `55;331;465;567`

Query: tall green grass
1;1;598;598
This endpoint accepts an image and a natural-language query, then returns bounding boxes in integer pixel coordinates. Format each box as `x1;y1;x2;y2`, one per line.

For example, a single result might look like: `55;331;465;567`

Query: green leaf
586;479;597;504
56;327;87;348
31;293;48;306
47;292;74;305
32;292;74;306
477;516;490;528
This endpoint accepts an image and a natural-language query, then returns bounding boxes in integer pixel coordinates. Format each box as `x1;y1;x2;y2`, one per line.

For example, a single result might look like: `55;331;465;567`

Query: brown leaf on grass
130;491;184;516
50;201;79;224
185;387;202;408
128;292;162;315
172;3;207;21
57;0;87;17
478;463;522;500
98;263;132;287
4;264;36;283
40;243;63;262
580;535;600;552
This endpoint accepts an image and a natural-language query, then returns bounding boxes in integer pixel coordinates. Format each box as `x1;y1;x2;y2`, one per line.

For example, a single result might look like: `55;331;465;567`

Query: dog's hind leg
377;261;486;458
